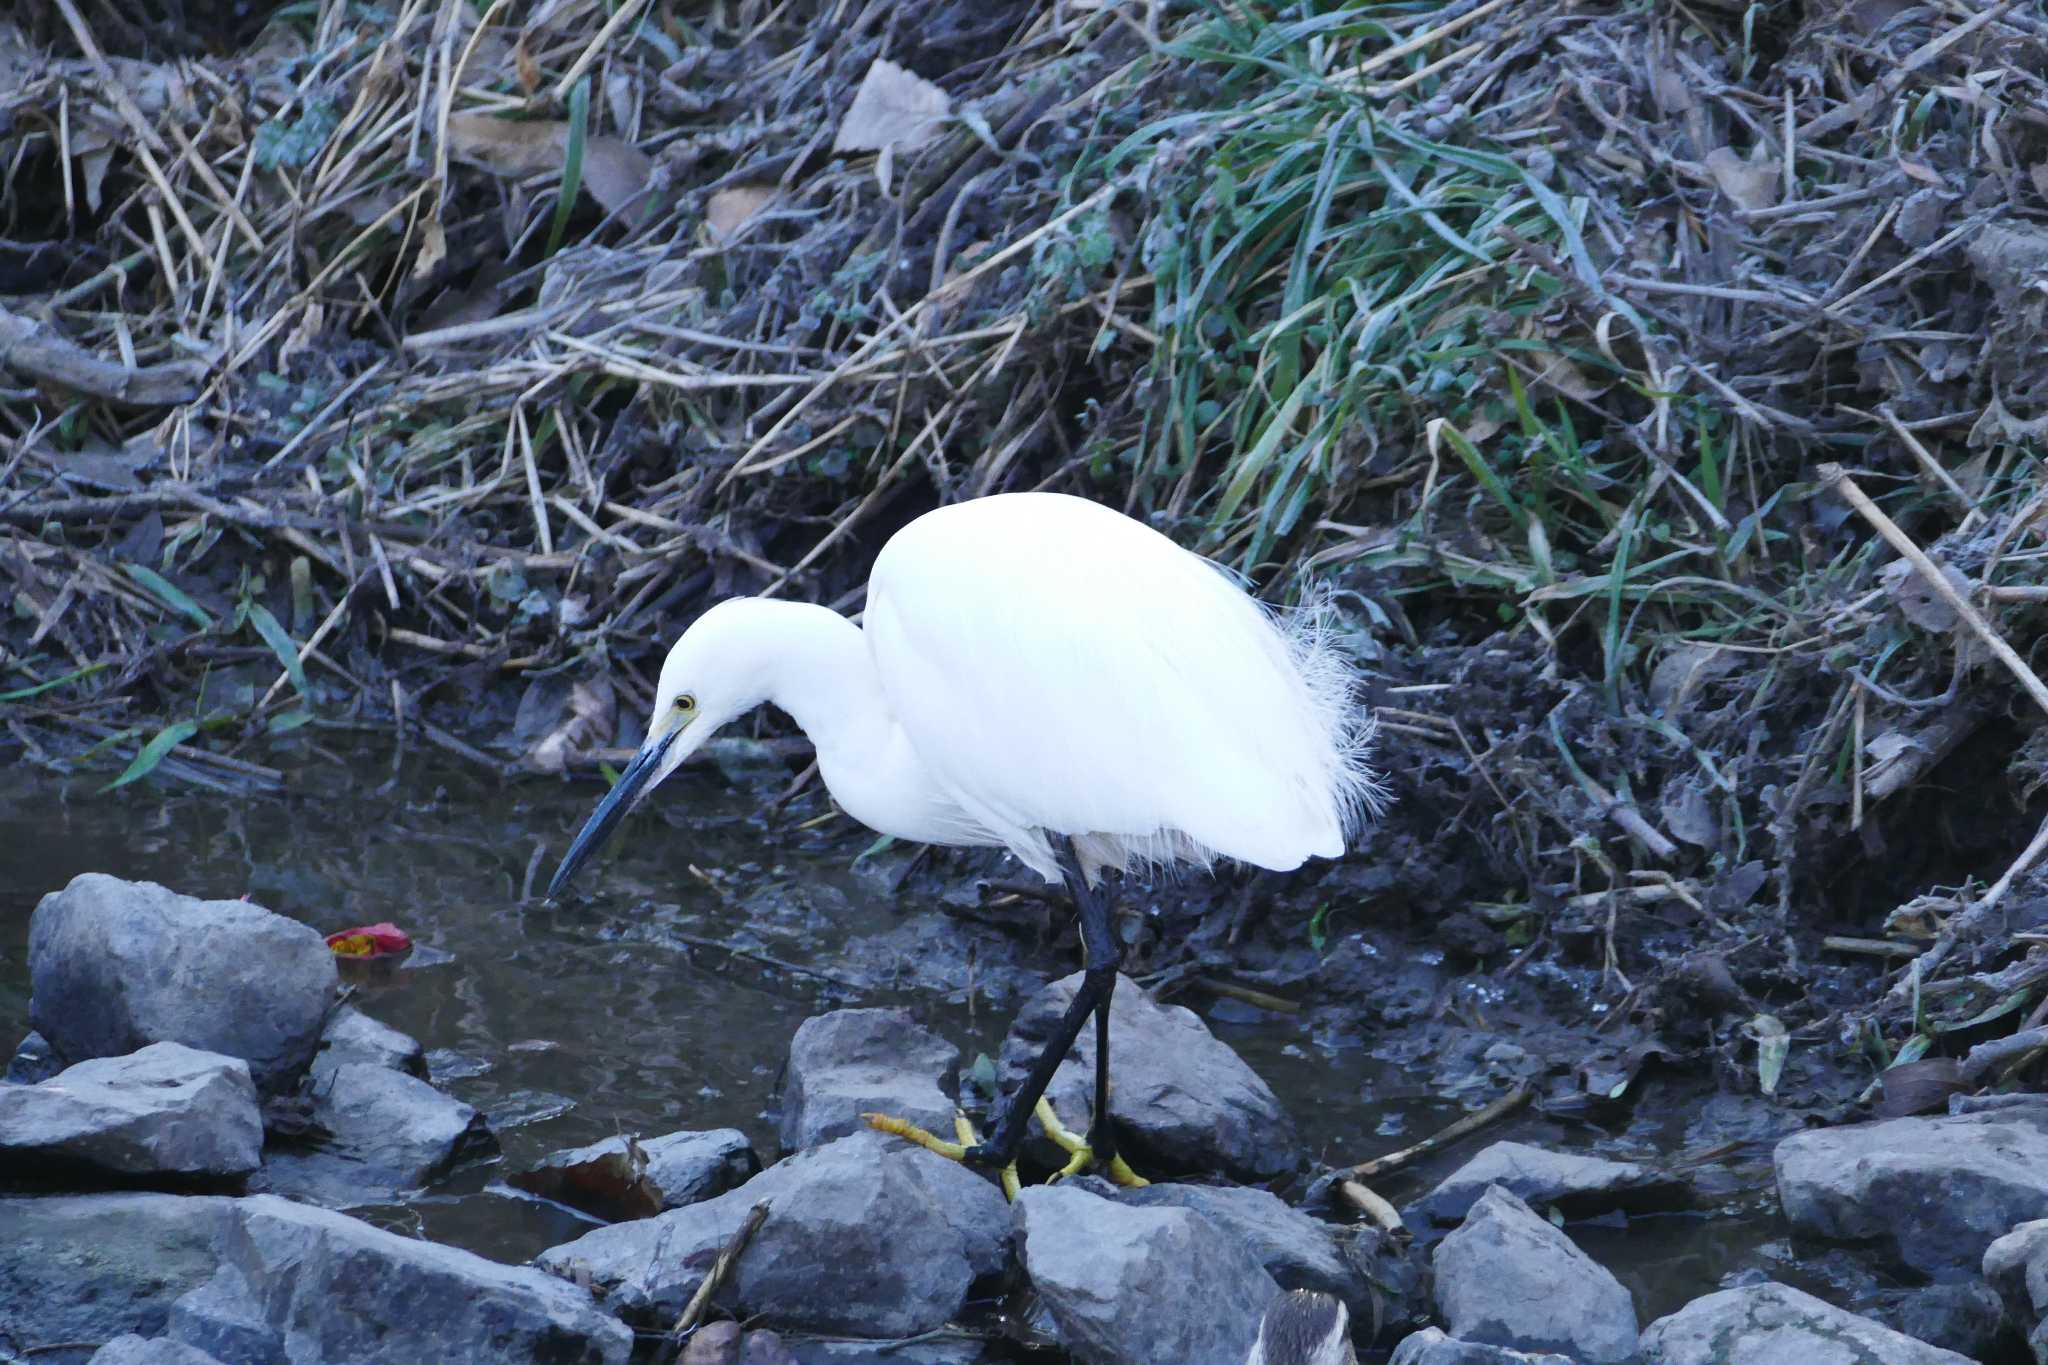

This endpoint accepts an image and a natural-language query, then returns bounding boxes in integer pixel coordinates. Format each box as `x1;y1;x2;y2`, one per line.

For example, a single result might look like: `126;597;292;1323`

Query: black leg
969;840;1123;1169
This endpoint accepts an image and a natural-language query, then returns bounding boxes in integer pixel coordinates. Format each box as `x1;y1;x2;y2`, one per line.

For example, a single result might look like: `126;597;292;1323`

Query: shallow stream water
0;741;1902;1348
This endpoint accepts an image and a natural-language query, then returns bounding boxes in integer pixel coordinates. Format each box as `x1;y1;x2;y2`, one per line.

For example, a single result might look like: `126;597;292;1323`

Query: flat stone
29;875;338;1090
6;1031;61;1085
1432;1185;1637;1364
1120;1183;1365;1308
1640;1282;1973;1364
1016;1180;1278;1365
536;1131;1007;1337
1388;1328;1572;1363
1413;1140;1689;1225
513;1128;759;1221
0;1042;262;1183
311;1007;426;1080
89;1337;224;1365
263;1062;495;1206
998;972;1301;1181
778;1008;959;1153
0;1191;630;1363
1983;1219;2048;1364
1775;1107;2048;1276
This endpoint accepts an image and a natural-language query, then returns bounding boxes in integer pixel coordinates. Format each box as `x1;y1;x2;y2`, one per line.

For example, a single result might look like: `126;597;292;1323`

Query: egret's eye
674;693;697;714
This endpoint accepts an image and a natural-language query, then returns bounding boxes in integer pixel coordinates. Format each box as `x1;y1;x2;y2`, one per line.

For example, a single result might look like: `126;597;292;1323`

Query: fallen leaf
1524;349;1611;403
527;677;615;772
1874;1057;1966;1117
1880;557;1970;633
508;1141;662;1222
326;922;414;958
706;184;777;241
1648;642;1739;717
1898;156;1946;187
1703;146;1779;213
446;114;655;220
833;59;951;156
514;30;540;95
1747;1013;1790;1096
580;138;658;219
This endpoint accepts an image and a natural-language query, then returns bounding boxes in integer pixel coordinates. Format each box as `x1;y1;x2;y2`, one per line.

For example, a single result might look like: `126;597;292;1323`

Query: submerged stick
1342;1082;1531;1181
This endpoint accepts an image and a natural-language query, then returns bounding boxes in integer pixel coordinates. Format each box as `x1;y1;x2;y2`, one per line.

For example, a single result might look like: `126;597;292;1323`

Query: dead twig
0;307;207;406
671;1200;771;1340
1341;1082;1531;1181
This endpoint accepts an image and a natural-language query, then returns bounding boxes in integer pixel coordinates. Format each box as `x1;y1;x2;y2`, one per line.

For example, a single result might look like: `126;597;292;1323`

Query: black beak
547;728;680;899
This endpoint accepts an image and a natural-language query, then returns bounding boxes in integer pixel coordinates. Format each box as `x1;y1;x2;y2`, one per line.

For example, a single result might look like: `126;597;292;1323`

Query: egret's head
1244;1291;1353;1365
545;600;770;899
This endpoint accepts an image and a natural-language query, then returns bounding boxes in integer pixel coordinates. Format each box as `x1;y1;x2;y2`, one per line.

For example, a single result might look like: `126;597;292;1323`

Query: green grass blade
0;661;110;702
125;565;213;628
246;602;309;700
101;719;201;793
546;76;590;257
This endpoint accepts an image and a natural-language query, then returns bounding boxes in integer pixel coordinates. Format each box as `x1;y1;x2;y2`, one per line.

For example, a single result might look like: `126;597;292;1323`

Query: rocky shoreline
5;873;2047;1363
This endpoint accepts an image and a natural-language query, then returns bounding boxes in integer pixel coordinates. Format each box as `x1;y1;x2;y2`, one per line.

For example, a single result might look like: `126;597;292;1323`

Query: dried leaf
833;59;951;156
1648;643;1738;716
446;115;654;219
508;1143;662;1222
528;678;615;773
1703;146;1779;213
707;184;777;241
579;138;656;218
1874;1057;1966;1117
1880;557;1970;633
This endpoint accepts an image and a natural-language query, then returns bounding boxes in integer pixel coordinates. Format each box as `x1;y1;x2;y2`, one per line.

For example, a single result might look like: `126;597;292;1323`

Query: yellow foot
863;1110;1021;1201
1033;1097;1149;1188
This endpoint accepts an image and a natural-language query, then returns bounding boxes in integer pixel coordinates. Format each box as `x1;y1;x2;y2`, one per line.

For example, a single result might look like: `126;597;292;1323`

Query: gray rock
1016;1180;1279;1365
1121;1183;1365;1308
1432;1185;1637;1364
0;1191;630;1362
0;1042;262;1182
168;1262;282;1363
778;1008;959;1153
0;1190;229;1347
89;1337;224;1365
780;1336;1003;1363
513;1128;759;1221
263;1062;495;1206
311;1008;426;1080
1413;1140;1689;1225
6;1030;61;1084
29;875;338;1090
1640;1282;1973;1364
1892;1281;2008;1360
537;1130;1007;1336
1388;1328;1571;1364
1984;1219;2048;1364
1776;1106;2048;1276
999;972;1300;1181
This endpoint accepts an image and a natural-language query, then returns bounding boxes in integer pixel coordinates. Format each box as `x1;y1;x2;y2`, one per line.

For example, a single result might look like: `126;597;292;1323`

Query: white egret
1246;1291;1357;1365
548;491;1382;1182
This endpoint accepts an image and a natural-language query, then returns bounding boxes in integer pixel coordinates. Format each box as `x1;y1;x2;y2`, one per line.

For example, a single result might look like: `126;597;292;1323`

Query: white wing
865;493;1372;880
